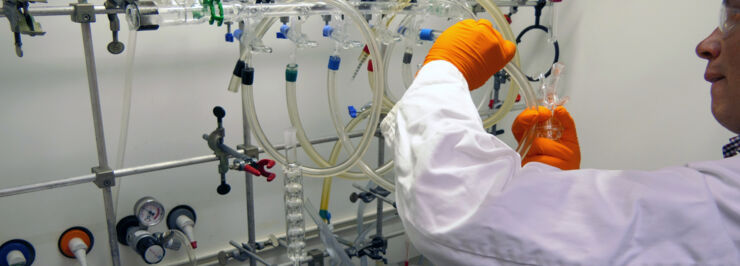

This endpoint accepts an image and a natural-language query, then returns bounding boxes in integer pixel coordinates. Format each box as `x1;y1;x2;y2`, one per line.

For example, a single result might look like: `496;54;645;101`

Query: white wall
0;1;731;265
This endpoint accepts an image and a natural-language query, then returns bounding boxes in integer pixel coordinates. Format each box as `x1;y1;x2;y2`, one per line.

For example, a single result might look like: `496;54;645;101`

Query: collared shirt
723;136;740;158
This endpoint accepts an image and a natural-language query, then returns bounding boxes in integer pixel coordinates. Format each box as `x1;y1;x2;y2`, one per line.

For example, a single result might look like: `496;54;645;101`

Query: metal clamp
237;144;260;159
92;167;115;188
70;2;96;23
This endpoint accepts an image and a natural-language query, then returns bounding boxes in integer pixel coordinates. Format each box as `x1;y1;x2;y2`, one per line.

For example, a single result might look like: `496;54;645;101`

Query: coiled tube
244;0;386;178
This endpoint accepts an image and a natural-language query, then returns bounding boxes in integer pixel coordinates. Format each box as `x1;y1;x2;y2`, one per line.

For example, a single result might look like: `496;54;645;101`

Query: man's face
697;0;740;134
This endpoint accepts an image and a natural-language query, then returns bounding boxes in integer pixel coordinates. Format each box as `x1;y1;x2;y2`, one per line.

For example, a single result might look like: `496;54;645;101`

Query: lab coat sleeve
380;61;740;265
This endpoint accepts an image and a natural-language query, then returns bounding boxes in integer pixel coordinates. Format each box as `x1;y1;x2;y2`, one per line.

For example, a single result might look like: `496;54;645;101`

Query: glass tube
283;128;305;265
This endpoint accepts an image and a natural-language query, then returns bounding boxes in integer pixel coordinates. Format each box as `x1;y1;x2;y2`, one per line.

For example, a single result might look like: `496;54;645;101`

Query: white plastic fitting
6;250;26;266
176;215;197;249
68;237;88;266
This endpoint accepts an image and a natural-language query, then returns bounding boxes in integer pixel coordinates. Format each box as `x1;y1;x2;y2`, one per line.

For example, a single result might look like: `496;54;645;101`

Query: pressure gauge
134;197;165;227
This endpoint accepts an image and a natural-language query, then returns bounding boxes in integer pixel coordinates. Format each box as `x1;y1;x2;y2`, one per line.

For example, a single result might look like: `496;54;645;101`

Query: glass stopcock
134;197;165;227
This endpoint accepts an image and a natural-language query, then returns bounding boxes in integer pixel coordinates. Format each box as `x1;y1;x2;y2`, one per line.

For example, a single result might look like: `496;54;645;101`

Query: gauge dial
134;197;165;227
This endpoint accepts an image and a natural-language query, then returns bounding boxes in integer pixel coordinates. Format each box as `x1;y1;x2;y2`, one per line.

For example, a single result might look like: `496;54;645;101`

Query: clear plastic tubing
321;104;394;218
286;59;392;181
326;57;395;189
283;128;306;265
243;0;385;178
548;0;558;43
112;29;138;212
170;229;197;266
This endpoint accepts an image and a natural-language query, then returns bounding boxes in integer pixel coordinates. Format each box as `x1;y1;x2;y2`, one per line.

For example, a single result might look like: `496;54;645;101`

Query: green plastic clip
202;0;224;26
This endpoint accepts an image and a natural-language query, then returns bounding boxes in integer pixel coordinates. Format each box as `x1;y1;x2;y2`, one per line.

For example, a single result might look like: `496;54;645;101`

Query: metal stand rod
101;187;121;266
0;5;124;17
81;26;109;170
0;132;365;198
240;20;257;266
0;1;544;18
376;134;384;238
80;19;121;266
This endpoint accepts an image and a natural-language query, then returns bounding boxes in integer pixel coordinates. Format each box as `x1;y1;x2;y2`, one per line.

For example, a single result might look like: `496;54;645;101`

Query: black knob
217;183;231;195
135;236;165;264
349;192;359;203
213;106;226;119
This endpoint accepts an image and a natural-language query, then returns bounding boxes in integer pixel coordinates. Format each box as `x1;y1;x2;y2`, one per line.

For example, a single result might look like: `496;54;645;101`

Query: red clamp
367;59;374;72
243;159;276;182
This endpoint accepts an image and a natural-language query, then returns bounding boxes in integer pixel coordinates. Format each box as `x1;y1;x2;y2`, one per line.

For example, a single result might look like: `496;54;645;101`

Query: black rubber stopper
233;60;246;76
402;52;413;64
242;67;255;85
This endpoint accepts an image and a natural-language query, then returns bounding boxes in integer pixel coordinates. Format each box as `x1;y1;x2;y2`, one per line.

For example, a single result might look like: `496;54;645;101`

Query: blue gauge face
136;199;165;227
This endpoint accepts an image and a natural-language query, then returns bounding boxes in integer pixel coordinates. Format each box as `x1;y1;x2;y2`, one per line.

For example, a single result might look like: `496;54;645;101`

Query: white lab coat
380;61;740;265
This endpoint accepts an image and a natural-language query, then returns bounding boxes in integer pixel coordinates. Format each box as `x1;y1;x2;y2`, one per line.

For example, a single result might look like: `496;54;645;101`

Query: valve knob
107;41;125;54
136;237;165;264
217;183;231;195
213;106;226;120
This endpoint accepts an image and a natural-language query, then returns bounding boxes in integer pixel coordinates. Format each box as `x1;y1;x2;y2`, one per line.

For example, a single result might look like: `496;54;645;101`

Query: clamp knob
217;179;231;195
350;192;375;203
213;106;226;121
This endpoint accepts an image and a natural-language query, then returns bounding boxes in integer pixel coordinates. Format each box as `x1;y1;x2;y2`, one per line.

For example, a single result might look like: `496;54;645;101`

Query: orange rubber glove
423;19;517;91
512;106;581;170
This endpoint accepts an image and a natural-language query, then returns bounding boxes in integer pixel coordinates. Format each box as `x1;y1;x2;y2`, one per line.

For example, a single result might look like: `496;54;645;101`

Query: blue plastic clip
397;25;408;35
420;28;435;41
328;55;341;71
225;32;234;42
233;29;243;41
319;210;332;223
323;25;334;37
348;106;357;118
277;24;290;39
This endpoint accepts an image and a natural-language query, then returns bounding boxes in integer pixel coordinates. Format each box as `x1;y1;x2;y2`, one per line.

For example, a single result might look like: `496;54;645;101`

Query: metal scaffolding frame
0;0;545;264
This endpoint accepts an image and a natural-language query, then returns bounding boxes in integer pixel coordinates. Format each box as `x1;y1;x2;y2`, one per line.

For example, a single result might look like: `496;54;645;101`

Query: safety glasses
720;4;740;34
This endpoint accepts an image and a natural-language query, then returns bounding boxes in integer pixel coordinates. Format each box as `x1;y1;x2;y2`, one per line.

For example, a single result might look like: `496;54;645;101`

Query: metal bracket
70;3;96;23
236;144;260;159
307;249;325;266
92;167;115;188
